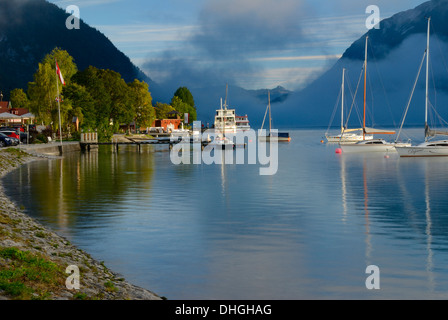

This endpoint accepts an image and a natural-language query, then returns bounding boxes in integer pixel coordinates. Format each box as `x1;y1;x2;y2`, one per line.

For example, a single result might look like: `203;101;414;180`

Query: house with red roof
0;101;31;125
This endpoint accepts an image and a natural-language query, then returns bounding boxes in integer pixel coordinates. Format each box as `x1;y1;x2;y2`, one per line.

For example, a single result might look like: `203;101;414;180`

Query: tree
72;66;134;141
27;48;78;129
128;79;155;129
173;87;195;108
9;88;29;109
62;83;95;130
172;87;197;123
154;102;175;120
171;96;197;123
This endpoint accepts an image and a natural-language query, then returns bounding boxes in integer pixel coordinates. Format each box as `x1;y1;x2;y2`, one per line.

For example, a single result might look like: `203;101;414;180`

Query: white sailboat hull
340;140;411;153
396;141;448;157
259;136;290;142
341;144;397;153
326;134;373;144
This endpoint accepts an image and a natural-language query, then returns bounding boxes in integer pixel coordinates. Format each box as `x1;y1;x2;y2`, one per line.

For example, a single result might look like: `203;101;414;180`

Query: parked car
1;130;20;139
0;132;15;147
0;127;16;132
0;130;28;143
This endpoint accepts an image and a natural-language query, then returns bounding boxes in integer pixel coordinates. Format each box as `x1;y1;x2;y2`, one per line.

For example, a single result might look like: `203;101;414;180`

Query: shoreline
0;146;162;300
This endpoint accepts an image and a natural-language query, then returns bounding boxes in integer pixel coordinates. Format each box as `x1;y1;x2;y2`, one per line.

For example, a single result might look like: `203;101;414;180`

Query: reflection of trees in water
26;145;155;229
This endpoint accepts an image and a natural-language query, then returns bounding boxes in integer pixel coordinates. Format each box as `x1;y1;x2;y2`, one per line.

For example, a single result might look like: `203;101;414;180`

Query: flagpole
55;59;63;149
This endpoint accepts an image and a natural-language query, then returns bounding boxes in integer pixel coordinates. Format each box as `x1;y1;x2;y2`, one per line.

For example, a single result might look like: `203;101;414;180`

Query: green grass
2;148;28;160
104;280;118;293
0;247;66;300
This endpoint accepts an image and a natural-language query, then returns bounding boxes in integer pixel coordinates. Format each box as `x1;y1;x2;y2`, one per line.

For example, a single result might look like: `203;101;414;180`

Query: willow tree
27;48;78;129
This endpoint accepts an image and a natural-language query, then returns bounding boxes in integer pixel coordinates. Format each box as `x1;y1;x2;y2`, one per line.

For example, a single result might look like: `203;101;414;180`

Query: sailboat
396;17;448;157
340;36;410;153
325;68;373;143
259;91;291;142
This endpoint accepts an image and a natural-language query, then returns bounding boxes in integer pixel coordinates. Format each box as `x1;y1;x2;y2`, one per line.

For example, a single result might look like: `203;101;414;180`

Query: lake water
4;128;448;300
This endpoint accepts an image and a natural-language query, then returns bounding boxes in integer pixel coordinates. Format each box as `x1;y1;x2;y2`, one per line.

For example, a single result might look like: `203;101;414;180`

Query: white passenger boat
236;115;250;131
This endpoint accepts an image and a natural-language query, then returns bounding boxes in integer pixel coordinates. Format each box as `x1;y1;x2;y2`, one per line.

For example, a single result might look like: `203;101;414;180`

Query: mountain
0;0;152;99
247;86;292;104
275;0;448;129
152;80;293;128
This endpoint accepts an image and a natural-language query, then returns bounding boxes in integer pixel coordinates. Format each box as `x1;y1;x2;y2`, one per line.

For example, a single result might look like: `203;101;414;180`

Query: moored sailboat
395;17;448;157
259;91;291;142
340;36;409;153
325;68;373;144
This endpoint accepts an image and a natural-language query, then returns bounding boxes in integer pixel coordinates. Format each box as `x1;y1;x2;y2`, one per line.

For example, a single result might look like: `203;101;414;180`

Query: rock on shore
0;148;161;300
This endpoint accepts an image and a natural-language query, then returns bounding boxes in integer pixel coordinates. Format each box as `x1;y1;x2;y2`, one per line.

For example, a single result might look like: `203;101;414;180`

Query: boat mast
363;36;368;140
224;83;228;110
425;17;431;142
341;68;345;134
268;90;272;133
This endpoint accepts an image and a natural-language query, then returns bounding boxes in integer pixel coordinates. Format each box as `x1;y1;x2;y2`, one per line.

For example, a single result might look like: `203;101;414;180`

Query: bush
35;134;48;144
68;131;81;141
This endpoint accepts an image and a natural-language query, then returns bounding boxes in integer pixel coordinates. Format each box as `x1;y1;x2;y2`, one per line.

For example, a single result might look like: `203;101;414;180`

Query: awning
344;128;363;133
0;112;20;120
20;113;36;119
364;127;396;135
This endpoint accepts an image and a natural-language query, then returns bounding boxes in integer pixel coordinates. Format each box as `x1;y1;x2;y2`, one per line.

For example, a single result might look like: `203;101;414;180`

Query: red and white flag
56;61;66;86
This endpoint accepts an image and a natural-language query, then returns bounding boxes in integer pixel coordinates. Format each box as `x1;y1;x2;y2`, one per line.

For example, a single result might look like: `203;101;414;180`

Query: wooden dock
79;139;212;152
79;133;245;152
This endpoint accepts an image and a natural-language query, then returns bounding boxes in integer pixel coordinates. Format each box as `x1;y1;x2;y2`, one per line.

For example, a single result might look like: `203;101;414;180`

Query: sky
49;0;426;91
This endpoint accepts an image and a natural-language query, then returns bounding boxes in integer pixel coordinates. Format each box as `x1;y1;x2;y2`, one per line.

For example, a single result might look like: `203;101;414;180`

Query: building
152;110;183;132
0;101;31;125
0;101;12;113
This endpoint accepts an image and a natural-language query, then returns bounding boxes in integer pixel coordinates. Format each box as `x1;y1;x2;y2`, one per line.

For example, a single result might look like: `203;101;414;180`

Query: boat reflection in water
336;151;448;296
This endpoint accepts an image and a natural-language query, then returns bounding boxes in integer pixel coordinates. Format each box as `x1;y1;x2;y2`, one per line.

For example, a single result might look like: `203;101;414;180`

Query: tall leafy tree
128;79;155;129
9;88;29;109
27;48;78;129
72;66;133;141
173;87;195;108
171;96;197;123
62;83;95;130
172;87;197;122
154;102;175;120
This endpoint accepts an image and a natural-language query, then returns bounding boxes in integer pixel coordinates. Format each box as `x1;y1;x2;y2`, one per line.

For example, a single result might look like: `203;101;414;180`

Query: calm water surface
4;128;448;299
